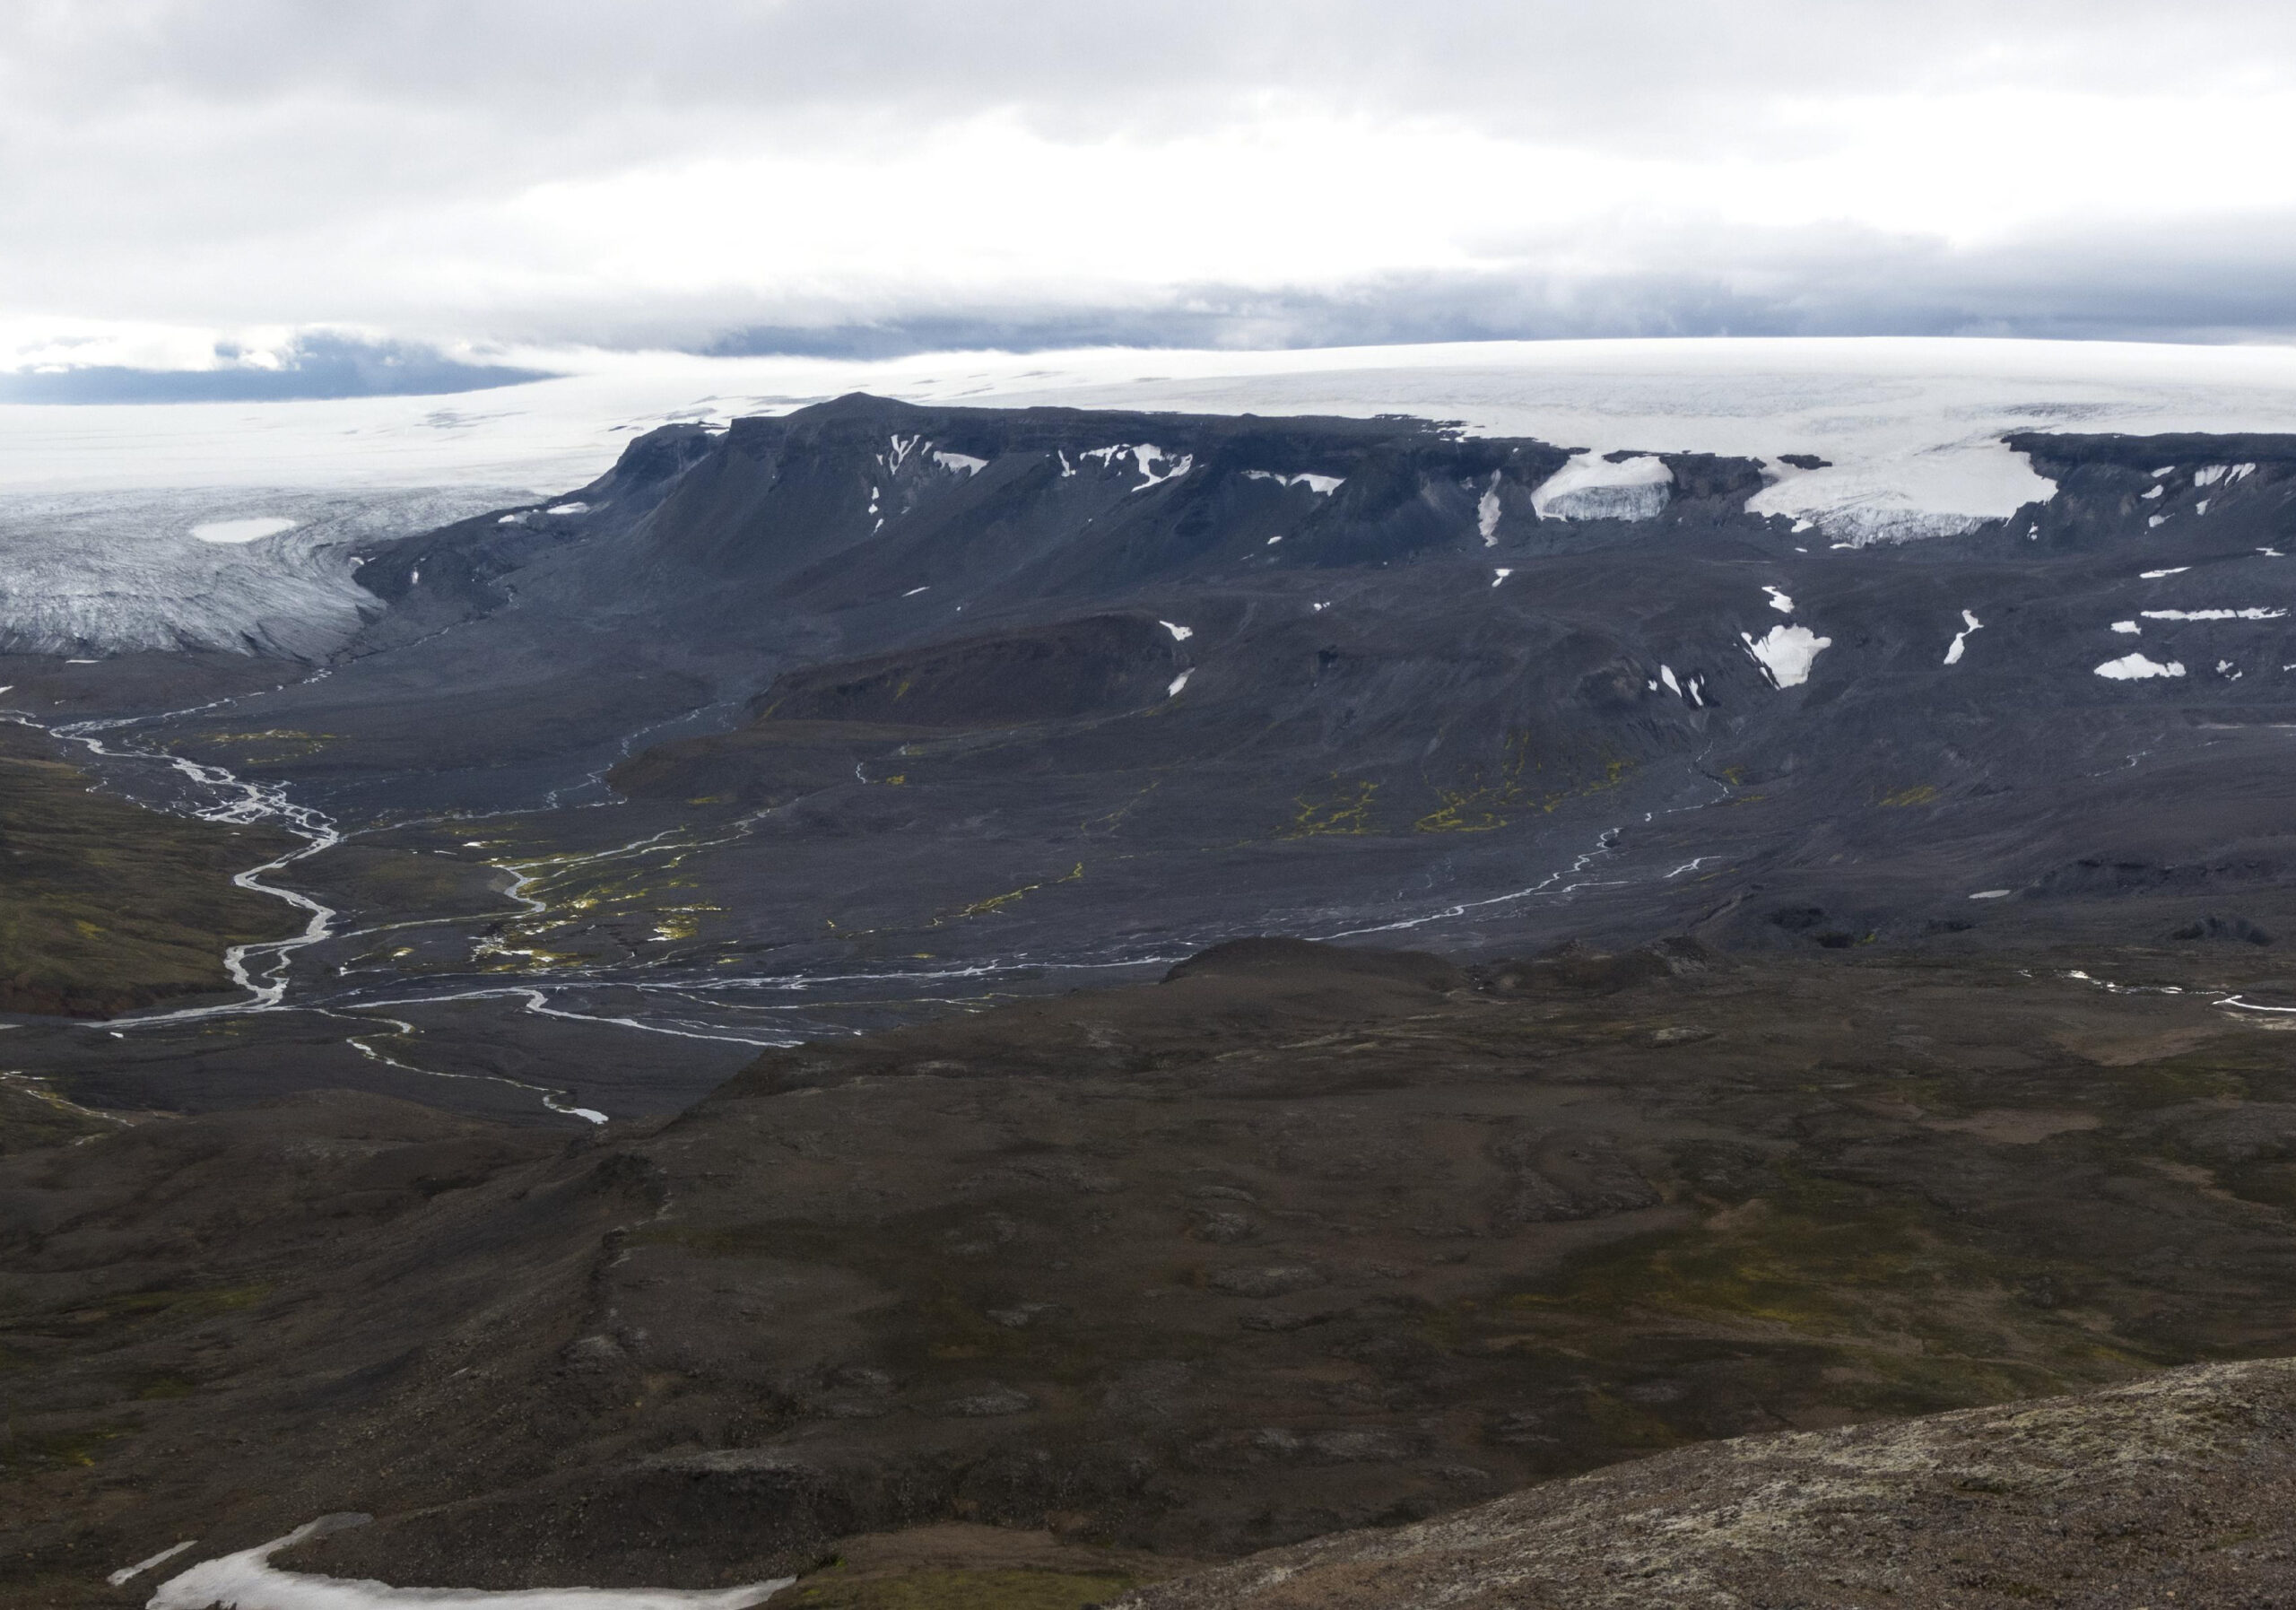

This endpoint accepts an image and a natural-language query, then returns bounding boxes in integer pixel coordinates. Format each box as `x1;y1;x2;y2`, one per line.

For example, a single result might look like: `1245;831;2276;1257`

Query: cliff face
1120;1357;2296;1609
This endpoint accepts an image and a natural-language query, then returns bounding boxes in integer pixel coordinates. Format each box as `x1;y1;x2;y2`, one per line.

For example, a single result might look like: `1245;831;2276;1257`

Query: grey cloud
6;3;2296;370
699;215;2296;359
11;2;2296;151
0;333;552;404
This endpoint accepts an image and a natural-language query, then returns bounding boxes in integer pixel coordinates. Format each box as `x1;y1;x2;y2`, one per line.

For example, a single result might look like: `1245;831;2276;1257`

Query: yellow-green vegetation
57;1283;273;1334
931;864;1083;926
1876;783;1940;808
0;724;300;1014
782;1567;1140;1609
1496;1167;2135;1414
0;1422;133;1475
465;826;750;967
1283;774;1378;837
1416;742;1635;833
183;728;341;762
0;1074;122;1154
1080;776;1167;836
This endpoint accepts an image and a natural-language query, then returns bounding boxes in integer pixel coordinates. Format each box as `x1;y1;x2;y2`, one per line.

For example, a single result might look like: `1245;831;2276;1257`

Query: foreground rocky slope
1122;1356;2296;1608
11;936;2296;1603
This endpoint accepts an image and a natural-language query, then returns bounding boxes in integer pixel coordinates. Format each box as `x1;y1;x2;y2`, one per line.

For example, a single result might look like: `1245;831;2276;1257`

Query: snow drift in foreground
146;1517;792;1610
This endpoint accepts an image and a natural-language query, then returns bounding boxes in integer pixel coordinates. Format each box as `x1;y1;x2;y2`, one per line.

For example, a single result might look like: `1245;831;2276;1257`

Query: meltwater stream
10;689;1770;1128
54;709;344;1021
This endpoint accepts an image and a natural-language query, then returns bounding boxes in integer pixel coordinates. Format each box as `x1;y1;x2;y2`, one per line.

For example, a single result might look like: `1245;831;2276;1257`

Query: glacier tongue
0;486;521;657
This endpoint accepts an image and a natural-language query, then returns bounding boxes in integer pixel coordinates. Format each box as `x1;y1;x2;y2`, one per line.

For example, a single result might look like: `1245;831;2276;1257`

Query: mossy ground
783;1566;1139;1609
0;724;299;1015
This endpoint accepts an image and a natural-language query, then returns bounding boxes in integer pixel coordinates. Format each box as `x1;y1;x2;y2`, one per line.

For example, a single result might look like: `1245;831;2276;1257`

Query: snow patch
1741;623;1831;688
932;450;987;475
1477;472;1501;544
147;1519;792;1609
2095;653;2187;680
2192;463;2257;487
1944;609;1983;665
191;517;299;544
1970;889;2013;900
1243;470;1344;495
1167;670;1191;698
1085;444;1193;492
1762;585;1795;614
109;1539;197;1586
2111;620;2141;633
2141;567;2188;579
1159;620;1194;641
2140;607;2287;621
1530;453;1672;521
544;501;589;516
1659;665;1682;696
2142;484;2163;500
1492;567;1513;587
902;586;928;597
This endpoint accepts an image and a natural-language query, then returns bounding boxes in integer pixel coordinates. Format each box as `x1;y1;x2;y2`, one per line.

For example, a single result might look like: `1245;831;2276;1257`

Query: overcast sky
6;1;2296;394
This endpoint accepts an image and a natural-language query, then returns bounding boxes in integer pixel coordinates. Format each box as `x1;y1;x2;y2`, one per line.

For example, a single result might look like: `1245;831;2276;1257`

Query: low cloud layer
5;1;2295;396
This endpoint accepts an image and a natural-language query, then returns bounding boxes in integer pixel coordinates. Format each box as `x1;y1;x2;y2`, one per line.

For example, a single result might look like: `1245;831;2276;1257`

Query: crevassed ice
1741;623;1831;688
1530;453;1672;521
2094;653;2186;680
